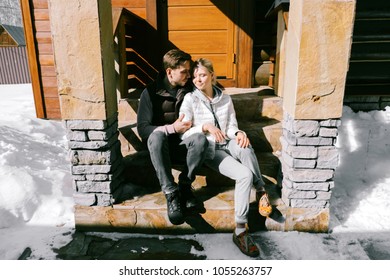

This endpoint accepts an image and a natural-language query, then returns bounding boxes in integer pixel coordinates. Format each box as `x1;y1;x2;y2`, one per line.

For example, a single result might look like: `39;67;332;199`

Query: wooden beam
283;11;289;30
112;7;123;34
117;17;128;98
237;0;254;88
20;0;46;119
146;0;157;29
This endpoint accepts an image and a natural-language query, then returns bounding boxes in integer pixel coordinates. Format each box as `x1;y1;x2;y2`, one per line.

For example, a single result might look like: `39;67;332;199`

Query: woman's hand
236;131;250;148
203;123;226;143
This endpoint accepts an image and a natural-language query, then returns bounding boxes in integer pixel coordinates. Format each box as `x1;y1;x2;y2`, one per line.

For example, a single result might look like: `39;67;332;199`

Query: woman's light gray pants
204;140;265;225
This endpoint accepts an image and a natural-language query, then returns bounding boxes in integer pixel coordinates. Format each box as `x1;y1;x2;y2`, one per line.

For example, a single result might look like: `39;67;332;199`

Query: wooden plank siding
20;0;58;118
32;0;59;119
21;0;148;119
112;0;147;19
22;0;268;119
117;0;255;93
113;1;159;98
166;0;237;85
167;4;235;79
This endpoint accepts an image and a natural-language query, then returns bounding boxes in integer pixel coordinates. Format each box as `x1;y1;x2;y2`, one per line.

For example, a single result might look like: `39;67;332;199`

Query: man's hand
173;114;192;133
236;131;250;148
203;123;226;143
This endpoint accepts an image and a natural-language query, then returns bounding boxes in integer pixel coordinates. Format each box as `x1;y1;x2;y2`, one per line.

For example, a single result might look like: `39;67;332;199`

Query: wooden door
166;0;237;83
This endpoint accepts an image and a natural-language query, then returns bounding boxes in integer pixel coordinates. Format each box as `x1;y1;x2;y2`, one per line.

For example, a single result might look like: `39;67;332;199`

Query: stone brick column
48;0;122;206
281;114;340;208
278;0;356;231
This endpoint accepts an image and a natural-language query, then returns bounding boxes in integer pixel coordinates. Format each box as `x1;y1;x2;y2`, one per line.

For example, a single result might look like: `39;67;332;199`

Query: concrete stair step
74;151;283;233
85;87;286;234
227;87;283;122
119;150;281;190
117;118;282;156
117;86;283;155
239;120;282;152
117;86;283;124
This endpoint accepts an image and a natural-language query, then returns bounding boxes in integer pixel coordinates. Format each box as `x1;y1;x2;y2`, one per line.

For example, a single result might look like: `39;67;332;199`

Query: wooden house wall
116;0;257;93
166;0;236;81
23;0;275;119
33;0;58;119
21;0;148;119
112;0;147;19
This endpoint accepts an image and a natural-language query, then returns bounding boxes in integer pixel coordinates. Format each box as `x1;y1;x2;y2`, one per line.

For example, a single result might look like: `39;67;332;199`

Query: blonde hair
193;58;217;85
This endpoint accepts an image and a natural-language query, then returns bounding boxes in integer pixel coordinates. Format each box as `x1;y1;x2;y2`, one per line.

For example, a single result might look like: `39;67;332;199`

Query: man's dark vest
147;82;191;125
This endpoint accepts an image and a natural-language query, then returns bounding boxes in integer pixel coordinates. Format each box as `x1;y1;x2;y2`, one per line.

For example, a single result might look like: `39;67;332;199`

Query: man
137;49;209;225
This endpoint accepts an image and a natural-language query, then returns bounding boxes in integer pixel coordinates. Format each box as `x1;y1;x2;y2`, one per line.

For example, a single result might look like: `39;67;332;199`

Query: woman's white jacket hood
179;85;240;159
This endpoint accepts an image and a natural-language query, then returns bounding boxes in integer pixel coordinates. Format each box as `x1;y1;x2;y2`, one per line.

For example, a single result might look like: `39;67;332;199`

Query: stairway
344;0;390;111
75;86;284;233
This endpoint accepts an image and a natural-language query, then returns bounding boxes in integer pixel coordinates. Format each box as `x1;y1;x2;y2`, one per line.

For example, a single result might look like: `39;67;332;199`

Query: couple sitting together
137;49;272;257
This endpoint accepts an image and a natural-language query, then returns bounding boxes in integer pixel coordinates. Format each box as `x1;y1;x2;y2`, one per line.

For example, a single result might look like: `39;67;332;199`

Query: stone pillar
279;0;356;231
281;114;340;208
48;0;122;206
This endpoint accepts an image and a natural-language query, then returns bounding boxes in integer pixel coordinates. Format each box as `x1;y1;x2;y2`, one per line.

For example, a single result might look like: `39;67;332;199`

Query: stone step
117;118;282;156
117;86;283;155
85;87;286;234
74;181;329;234
264;202;330;233
240;120;282;152
228;87;283;122
117;120;282;156
120;150;281;190
117;86;283;124
74;150;283;233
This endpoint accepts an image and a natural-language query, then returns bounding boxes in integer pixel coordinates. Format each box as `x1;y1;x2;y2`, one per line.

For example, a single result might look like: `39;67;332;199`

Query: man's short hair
163;49;192;70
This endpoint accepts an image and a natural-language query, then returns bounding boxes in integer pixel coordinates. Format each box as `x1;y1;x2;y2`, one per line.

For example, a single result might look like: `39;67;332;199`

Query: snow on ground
0;84;74;259
1;84;390;261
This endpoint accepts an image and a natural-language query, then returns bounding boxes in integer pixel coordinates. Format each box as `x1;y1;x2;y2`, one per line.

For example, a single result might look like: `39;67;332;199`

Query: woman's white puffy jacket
179;85;240;159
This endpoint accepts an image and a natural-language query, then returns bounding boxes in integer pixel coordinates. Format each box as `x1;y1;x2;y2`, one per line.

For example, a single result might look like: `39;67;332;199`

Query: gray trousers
147;131;209;194
204;140;265;224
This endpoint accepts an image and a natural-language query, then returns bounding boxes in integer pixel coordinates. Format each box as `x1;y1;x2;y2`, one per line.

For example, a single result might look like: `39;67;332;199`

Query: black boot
165;190;185;225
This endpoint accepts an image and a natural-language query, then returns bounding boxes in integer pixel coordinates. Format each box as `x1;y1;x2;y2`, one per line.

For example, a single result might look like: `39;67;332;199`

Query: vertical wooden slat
20;0;46;118
146;0;157;29
117;12;128;98
237;0;254;88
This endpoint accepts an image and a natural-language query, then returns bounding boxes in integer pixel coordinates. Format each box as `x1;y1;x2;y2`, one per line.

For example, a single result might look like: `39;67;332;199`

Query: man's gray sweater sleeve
137;90;176;142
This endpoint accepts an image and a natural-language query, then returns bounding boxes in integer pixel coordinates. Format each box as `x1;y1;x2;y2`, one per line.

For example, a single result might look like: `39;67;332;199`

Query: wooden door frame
236;0;254;88
20;0;46;119
146;0;158;29
217;0;254;88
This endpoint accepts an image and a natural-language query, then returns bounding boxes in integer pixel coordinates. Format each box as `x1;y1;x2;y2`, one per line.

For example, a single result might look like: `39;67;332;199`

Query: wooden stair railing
113;8;160;99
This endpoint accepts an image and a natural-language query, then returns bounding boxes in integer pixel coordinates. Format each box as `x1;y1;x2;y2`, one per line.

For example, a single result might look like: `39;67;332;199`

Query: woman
179;58;272;257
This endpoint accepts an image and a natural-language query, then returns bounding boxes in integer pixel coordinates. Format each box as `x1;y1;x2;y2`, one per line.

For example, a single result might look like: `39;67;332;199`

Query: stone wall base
74;205;329;233
66;114;124;206
265;206;329;233
74;183;265;234
280;112;340;215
